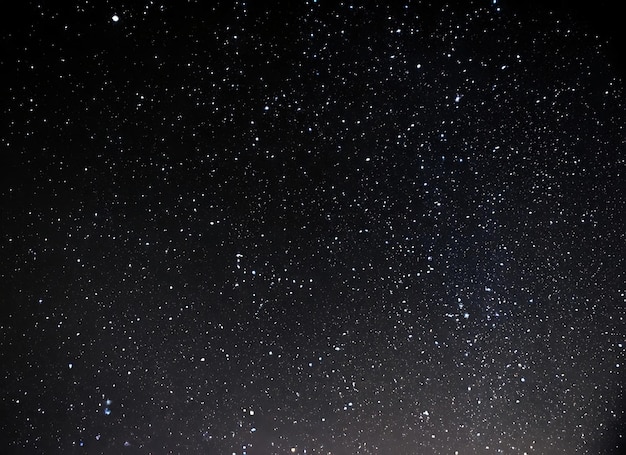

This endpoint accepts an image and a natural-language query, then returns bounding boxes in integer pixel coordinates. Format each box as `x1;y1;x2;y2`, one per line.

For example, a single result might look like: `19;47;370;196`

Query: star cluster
1;1;624;454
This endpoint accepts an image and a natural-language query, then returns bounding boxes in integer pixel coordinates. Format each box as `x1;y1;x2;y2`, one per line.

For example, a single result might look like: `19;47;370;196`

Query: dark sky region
0;1;624;454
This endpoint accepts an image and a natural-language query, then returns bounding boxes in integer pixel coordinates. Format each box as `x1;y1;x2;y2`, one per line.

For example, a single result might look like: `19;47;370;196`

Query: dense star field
1;1;624;454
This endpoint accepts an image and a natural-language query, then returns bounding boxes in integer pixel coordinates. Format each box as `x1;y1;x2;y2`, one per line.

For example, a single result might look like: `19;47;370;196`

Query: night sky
1;1;625;454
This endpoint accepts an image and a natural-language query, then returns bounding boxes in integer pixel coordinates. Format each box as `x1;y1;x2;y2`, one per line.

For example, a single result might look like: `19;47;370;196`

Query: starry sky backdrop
1;1;624;454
